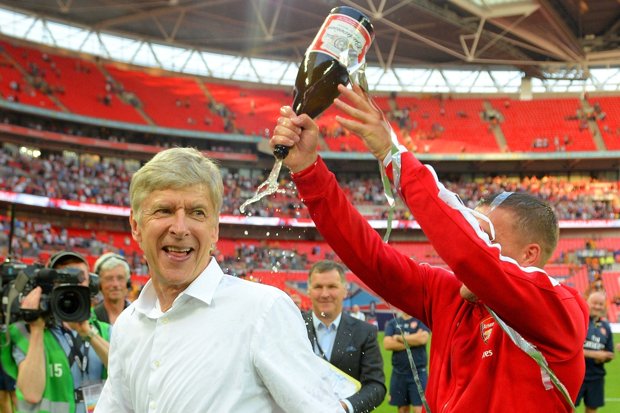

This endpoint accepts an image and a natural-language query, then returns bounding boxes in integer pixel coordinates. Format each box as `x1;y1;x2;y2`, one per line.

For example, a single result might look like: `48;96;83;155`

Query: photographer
4;251;111;413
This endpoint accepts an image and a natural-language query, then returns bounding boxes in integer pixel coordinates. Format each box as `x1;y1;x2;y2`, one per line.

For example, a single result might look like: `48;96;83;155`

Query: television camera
0;260;94;324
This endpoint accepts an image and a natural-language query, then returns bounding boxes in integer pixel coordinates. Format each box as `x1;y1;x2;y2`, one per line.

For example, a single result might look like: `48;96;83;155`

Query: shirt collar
133;259;224;318
312;311;342;331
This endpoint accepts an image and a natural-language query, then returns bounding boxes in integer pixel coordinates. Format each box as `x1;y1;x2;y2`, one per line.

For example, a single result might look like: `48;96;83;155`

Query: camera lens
56;290;82;315
50;285;91;322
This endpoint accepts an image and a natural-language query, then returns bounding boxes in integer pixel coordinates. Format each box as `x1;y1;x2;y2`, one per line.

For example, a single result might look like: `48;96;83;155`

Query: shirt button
149;401;157;410
161;318;169;324
153;360;160;368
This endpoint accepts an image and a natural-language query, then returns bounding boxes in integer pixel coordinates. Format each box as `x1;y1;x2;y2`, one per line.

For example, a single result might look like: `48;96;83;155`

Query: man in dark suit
304;260;386;413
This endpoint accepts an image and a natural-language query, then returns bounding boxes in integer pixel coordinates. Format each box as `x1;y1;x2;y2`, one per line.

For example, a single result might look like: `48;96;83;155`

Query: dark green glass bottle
273;6;374;159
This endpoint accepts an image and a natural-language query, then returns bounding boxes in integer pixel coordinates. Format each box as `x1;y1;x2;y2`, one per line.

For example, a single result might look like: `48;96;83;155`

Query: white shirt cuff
341;399;354;413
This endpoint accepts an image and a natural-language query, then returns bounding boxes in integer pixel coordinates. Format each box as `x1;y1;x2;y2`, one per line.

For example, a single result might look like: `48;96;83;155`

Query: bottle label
307;13;373;67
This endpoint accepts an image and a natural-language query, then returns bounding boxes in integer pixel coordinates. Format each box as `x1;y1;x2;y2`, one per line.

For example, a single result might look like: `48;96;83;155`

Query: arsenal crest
480;316;495;344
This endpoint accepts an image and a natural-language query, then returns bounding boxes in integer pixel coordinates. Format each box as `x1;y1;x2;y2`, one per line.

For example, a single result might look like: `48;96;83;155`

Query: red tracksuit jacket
292;153;588;413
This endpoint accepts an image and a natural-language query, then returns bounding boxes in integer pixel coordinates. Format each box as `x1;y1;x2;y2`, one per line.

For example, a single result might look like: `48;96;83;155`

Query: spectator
303;260;386;412
92;252;132;325
95;147;344;412
0;138;619;221
270;83;588;412
383;313;429;413
2;251;111;413
349;304;366;321
576;291;614;413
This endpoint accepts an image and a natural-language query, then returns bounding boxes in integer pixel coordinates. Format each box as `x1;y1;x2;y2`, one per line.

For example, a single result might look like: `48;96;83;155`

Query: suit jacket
304;311;386;412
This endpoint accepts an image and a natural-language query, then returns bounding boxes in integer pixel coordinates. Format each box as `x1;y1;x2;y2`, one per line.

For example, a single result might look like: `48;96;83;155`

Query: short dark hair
308;260;346;284
479;192;559;264
46;251;88;269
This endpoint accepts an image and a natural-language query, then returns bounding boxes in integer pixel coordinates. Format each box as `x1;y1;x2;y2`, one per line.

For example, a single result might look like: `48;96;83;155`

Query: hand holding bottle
271;106;320;173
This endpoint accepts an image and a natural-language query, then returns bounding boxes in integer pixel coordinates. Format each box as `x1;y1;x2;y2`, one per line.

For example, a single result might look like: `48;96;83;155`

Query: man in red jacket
270;83;588;412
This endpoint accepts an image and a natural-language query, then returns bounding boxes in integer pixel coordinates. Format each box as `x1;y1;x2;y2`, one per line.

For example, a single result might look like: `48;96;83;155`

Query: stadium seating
488;98;596;152
205;82;289;136
0;42;57;109
374;95;500;153
601;271;620;322
1;40;146;123
2;39;620;319
105;64;225;132
2;140;619;221
595;97;620;150
4;38;618;158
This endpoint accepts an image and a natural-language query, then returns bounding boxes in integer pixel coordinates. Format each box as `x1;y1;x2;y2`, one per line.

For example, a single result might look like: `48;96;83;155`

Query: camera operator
5;251;111;413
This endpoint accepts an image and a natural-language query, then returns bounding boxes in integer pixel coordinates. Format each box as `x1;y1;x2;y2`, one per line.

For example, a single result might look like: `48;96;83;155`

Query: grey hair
94;253;131;281
129;147;223;223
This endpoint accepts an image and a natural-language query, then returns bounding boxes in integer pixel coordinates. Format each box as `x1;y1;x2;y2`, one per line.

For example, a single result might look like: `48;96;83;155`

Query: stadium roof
1;0;619;81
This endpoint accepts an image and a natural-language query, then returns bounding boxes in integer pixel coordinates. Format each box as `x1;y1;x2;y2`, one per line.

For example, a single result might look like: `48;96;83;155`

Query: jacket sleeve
345;325;386;413
292;157;452;330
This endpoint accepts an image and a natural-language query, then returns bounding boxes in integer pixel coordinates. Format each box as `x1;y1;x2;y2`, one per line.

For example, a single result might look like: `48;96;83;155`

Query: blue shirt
583;316;614;381
384;316;429;374
312;312;342;361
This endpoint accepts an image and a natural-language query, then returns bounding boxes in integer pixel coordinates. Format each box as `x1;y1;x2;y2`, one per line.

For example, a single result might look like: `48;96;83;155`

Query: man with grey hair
93;252;132;325
95;147;345;413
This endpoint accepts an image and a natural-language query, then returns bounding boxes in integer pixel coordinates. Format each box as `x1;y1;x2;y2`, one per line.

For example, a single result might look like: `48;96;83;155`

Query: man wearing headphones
2;251;111;413
93;253;131;325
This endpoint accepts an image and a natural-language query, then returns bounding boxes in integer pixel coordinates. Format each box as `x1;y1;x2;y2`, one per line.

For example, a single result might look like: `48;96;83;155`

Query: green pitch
374;332;620;413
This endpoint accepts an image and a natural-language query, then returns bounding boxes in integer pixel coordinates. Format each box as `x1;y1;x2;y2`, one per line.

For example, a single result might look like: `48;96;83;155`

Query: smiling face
587;291;606;319
130;185;219;293
99;264;129;304
308;269;347;325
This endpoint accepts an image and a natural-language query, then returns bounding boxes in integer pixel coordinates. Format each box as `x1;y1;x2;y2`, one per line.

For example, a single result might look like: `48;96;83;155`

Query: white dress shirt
95;259;344;413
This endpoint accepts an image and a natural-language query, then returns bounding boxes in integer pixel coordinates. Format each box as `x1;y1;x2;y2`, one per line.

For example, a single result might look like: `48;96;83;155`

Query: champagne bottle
273;6;374;159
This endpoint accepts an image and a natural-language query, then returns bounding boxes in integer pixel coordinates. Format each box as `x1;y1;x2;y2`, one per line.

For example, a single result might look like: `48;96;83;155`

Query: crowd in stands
0;144;135;206
5;211;617;282
444;175;620;221
531;135;573;151
219;242;313;277
1;217;147;273
0;216;339;278
1;143;619;221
